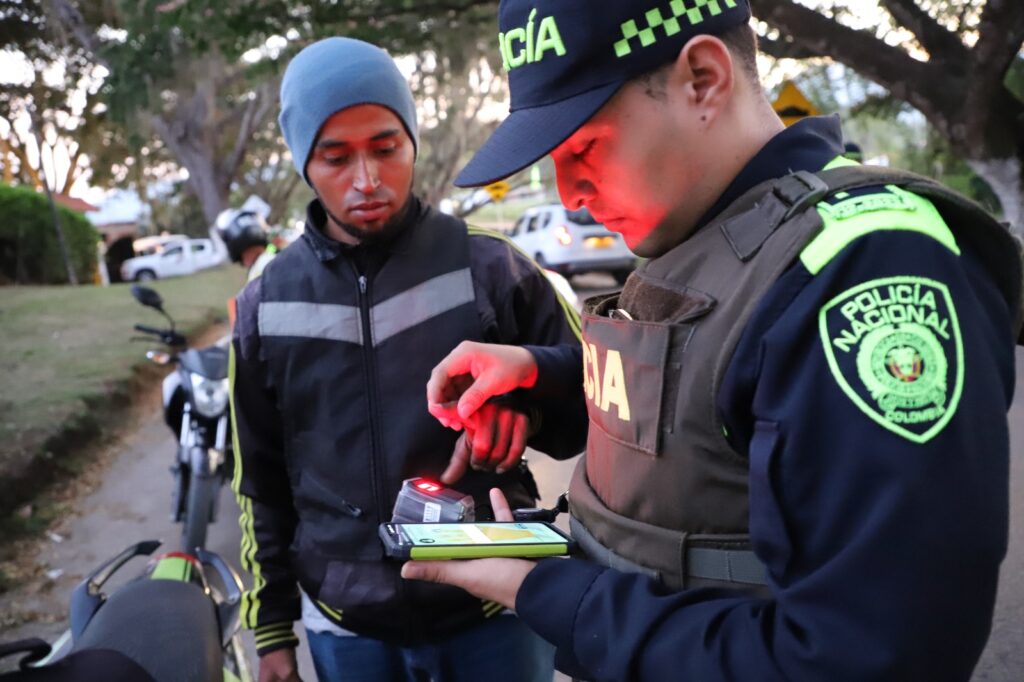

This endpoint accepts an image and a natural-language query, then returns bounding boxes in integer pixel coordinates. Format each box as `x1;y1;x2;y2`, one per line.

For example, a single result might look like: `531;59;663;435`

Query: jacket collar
301;196;423;262
695;115;845;231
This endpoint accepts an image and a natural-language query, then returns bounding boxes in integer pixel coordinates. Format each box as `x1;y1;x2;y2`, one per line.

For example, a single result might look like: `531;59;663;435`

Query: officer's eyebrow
317;129;402;148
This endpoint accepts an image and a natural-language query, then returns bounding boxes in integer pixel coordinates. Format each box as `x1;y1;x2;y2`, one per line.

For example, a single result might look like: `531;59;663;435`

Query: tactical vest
569;160;1024;591
257;206;535;643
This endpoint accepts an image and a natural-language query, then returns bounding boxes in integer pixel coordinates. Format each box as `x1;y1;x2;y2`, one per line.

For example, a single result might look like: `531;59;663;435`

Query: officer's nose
554;158;596;211
352;154;381;194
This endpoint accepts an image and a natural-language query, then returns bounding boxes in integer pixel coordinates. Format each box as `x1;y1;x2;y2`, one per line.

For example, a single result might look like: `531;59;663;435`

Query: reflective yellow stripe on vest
800;156;960;275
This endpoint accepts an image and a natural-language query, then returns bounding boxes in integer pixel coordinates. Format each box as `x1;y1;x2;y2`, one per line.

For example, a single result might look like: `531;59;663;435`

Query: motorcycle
130;285;232;552
0;541;252;682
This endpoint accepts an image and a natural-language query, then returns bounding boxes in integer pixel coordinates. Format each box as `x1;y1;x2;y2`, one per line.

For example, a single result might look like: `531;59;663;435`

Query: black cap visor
454;81;623;188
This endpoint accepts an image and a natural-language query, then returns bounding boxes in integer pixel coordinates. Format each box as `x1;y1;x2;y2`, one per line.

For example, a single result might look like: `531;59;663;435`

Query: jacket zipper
352;267;389;528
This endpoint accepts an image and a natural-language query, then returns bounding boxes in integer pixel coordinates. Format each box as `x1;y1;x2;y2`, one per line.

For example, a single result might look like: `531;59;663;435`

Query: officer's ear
666;35;735;128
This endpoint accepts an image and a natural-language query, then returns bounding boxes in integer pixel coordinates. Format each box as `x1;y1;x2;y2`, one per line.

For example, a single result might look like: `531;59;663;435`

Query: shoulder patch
818;276;963;443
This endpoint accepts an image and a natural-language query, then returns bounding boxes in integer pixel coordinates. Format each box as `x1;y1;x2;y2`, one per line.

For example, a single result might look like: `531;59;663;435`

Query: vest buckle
776;171;830;222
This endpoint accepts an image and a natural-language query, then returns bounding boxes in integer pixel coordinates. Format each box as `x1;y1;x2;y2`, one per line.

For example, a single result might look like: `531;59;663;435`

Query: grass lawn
0;266;246;492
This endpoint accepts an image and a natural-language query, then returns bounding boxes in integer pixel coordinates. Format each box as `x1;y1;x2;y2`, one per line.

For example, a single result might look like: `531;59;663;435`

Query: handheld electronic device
379;521;576;560
391;478;475;524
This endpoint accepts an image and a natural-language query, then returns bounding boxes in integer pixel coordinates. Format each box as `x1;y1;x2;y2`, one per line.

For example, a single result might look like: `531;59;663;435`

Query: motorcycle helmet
216;209;269;264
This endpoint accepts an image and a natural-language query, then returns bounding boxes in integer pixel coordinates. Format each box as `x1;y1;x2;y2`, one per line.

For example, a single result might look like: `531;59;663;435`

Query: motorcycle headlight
190;375;229;418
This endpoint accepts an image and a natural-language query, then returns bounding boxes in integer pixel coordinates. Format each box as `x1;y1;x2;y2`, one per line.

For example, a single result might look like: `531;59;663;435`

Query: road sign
485;180;511;202
772;81;819;127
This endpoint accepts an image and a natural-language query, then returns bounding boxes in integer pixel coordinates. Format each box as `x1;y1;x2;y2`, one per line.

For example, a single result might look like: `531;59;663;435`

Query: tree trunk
969;157;1024;232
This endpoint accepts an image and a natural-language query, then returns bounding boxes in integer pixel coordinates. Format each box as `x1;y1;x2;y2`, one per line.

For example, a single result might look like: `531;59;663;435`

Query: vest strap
570;516;660;581
687;546;767;585
570;516;767;587
720;171;829;262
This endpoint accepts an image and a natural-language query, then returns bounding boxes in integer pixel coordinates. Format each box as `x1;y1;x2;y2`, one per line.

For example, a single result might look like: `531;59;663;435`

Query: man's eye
375;146;397;156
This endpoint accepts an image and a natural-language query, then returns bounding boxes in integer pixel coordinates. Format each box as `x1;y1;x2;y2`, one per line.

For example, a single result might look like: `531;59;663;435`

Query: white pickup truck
121;238;223;282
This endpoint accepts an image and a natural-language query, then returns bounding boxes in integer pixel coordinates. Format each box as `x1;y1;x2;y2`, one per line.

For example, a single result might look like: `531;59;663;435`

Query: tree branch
42;0;109;68
222;82;275;183
60;143;83;195
878;0;968;62
972;0;1024;82
751;0;954;121
757;34;824;60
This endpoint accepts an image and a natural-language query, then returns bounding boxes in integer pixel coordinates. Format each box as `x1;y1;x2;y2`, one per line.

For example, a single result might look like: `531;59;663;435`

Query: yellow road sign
772;81;819;127
485;180;511;202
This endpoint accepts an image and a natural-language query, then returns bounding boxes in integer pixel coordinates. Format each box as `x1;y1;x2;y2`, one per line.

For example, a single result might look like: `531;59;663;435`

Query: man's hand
427;342;539;426
258;648;302;682
401;488;536;609
440;404;530;484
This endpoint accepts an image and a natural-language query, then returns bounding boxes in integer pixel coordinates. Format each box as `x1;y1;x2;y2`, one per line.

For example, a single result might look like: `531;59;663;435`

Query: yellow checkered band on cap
615;0;738;57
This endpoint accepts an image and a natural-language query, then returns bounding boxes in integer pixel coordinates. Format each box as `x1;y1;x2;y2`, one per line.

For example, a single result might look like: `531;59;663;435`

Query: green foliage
149;186;209;237
0;184;100;284
1006;57;1024;103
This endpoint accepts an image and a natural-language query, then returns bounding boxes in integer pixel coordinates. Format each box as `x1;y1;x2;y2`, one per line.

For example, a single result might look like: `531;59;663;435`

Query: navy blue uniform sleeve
516;231;1015;681
230;277;301;654
468;229;587;459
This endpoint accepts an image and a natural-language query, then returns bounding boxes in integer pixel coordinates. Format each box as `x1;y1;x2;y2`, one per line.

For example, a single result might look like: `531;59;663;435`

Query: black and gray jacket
230;197;585;654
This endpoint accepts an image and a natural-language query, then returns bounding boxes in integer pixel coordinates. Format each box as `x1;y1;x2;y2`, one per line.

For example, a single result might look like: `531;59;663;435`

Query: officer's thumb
457;387;488;420
402;560;447;584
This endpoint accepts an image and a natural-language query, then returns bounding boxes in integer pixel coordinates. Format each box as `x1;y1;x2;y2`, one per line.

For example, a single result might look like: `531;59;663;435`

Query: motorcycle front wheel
182;472;215;553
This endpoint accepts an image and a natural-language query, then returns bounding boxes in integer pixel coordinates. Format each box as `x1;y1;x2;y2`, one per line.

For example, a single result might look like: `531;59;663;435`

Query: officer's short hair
637;24;760;101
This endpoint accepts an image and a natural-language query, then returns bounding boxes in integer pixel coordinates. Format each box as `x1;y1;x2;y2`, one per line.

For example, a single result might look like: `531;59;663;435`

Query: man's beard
321;195;414;246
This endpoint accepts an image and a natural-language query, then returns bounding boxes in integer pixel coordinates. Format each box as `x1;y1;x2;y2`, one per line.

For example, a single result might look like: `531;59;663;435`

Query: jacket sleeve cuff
523;344;582;400
515;557;606;675
254;622;299;656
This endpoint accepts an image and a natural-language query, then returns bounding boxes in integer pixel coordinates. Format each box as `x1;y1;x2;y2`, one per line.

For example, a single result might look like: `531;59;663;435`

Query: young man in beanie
230;37;585;682
407;1;1024;680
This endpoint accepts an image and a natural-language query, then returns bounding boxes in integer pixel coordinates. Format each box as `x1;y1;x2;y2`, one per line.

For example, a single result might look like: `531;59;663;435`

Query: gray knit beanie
279;37;419;182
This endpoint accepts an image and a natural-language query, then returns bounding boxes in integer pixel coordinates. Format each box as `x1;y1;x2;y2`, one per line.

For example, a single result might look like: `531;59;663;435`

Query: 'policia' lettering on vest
582;342;632;422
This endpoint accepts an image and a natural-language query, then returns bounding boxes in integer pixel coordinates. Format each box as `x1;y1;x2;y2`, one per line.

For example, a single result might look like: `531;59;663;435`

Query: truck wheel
135;269;157;282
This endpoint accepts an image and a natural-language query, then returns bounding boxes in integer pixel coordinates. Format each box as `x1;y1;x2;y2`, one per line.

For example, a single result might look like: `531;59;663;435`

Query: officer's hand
402;488;536;609
441;405;529;485
427;342;538;426
258;648;302;682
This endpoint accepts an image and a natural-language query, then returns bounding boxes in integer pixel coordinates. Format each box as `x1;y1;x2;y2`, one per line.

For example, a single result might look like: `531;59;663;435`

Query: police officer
216;208;277;282
230;38;585;682
404;1;1024;680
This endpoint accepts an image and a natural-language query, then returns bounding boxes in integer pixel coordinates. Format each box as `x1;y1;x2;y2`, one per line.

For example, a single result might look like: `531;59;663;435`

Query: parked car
510;205;637;283
132;234;187;256
121;238;223;282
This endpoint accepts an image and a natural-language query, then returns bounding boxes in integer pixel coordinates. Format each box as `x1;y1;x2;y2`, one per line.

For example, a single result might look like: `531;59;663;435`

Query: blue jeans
306;614;555;682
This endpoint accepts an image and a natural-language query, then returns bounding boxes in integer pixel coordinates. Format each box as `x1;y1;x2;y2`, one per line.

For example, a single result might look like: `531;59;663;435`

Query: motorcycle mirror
146;350;173;365
131;285;164;311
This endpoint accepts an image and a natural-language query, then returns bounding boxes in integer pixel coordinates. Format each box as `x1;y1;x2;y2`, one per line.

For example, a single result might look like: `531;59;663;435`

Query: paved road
1;274;1021;681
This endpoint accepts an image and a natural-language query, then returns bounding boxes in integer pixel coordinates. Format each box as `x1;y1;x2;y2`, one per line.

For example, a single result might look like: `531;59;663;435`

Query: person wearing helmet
217;209;277;281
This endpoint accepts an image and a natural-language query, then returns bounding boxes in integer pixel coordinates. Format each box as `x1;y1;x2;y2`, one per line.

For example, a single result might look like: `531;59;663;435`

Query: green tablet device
379;521;576;560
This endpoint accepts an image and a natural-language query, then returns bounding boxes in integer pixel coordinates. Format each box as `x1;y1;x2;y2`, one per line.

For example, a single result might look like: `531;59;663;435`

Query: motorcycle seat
72;578;223;682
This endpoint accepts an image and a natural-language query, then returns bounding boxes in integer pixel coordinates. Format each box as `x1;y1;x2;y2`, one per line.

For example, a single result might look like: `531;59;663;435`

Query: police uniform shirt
515;117;1016;681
